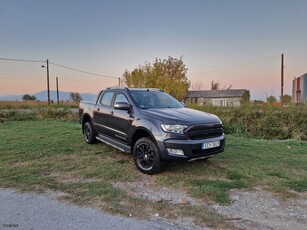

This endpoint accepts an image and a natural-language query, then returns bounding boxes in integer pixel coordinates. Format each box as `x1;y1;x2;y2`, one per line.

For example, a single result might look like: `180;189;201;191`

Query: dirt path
114;182;307;230
212;188;307;230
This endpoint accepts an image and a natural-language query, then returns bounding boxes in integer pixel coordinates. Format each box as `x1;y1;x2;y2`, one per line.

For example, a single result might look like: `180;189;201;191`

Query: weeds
0;101;78;109
190;104;307;140
0;108;78;121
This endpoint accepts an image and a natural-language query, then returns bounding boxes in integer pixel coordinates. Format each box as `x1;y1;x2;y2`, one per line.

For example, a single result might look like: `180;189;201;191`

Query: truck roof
106;87;162;92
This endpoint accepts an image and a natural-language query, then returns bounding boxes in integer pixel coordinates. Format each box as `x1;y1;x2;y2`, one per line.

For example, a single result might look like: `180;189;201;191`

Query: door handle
129;115;134;122
110;111;114;115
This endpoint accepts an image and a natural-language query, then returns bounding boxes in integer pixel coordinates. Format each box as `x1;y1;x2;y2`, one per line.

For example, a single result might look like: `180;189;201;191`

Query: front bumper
157;135;225;161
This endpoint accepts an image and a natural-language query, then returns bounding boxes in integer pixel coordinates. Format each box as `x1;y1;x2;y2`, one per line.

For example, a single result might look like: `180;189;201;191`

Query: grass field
0;120;306;228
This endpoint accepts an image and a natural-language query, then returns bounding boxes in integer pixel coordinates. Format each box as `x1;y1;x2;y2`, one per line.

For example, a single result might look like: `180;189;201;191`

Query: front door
108;92;133;144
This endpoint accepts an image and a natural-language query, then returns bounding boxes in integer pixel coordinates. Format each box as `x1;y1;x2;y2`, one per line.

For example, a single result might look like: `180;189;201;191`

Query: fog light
167;148;184;156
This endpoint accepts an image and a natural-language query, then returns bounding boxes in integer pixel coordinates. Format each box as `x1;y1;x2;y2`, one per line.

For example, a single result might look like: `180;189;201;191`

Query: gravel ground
113;182;307;230
212;188;307;230
113;181;198;205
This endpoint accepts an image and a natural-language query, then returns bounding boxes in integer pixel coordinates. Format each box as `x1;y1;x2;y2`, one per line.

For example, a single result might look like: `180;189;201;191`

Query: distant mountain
0;90;96;102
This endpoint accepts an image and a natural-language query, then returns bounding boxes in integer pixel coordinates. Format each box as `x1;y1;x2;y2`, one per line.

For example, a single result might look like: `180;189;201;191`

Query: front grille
185;123;223;140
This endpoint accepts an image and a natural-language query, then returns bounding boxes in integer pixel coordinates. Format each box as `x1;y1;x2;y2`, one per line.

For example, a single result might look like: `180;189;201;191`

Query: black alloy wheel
136;142;155;170
133;137;164;174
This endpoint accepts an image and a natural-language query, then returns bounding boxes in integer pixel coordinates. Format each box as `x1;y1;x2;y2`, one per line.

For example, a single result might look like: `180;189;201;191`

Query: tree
22;94;37;101
70;92;82;103
267;95;277;104
122;56;190;100
281;94;292;104
241;90;251;105
210;80;232;90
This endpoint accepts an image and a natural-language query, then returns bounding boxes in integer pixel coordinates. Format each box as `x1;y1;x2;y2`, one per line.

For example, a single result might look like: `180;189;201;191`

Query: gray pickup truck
79;87;225;174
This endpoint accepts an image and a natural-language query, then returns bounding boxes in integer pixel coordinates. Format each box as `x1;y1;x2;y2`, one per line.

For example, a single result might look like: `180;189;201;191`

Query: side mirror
114;102;130;110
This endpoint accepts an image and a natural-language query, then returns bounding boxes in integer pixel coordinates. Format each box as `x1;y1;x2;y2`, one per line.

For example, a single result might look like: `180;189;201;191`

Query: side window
114;93;129;105
100;92;114;106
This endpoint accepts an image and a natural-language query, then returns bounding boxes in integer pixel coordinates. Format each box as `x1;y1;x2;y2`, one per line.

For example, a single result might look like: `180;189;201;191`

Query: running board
96;134;131;153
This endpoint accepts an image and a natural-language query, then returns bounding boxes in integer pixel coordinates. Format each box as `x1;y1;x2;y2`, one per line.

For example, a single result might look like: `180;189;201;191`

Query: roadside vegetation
1;102;306;141
191;104;307;140
0;119;306;228
0;101;78;110
0;107;78;121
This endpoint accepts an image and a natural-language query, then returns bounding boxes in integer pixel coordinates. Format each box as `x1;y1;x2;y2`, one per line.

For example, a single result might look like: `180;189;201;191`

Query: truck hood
140;108;221;125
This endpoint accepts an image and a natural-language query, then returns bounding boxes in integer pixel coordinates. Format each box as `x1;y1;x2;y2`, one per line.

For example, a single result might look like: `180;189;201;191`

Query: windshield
129;90;184;109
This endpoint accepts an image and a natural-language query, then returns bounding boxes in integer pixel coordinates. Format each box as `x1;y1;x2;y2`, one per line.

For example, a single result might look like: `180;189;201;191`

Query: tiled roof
185;89;247;98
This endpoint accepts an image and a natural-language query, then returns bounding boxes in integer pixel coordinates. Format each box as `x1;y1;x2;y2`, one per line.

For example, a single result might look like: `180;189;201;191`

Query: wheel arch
130;128;157;150
81;114;92;133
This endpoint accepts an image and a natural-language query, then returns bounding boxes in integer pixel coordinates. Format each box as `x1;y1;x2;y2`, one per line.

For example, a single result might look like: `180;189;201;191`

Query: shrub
0;101;78;110
190;104;307;140
0;108;78;122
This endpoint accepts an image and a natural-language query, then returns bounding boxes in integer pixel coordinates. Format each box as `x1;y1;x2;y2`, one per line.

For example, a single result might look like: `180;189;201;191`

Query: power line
60;77;107;83
189;55;280;76
0;57;44;63
0;57;119;80
49;62;118;79
1;55;280;80
284;66;295;79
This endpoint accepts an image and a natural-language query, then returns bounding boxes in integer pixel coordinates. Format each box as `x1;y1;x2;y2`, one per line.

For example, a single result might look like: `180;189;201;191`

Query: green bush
190;104;307;140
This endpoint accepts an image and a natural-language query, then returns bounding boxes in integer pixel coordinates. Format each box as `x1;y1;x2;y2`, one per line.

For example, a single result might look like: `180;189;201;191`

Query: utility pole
41;59;50;105
56;77;59;104
118;77;121;87
46;59;50;105
281;54;284;106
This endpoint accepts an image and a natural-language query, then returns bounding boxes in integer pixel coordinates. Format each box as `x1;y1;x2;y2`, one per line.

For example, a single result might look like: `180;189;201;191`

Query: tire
133;137;165;174
83;121;97;144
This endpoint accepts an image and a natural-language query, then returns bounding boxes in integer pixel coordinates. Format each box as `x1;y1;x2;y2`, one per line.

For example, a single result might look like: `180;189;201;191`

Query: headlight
161;124;188;134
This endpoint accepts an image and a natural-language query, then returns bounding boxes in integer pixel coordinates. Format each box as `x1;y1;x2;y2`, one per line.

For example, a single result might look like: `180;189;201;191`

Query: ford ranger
79;88;225;174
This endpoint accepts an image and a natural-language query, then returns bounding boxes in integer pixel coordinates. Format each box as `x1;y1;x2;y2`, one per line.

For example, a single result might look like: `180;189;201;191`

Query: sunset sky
1;0;307;100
